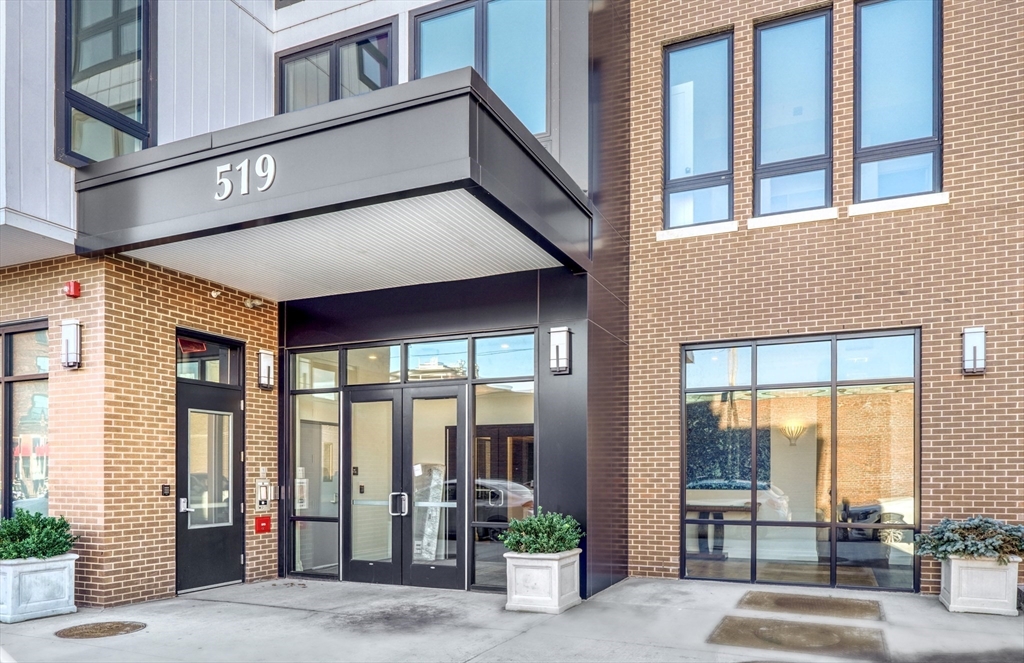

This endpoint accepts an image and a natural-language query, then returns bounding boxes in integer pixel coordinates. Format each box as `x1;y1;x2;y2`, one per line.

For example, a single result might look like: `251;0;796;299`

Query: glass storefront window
685;524;751;581
293;520;339;577
11;382;49;516
684;347;752;389
757;341;831;385
756;526;831;585
474;334;534;379
474;383;535;529
407;340;468;381
11;330;49;375
837;528;915;590
294;351;339;390
837;335;915;381
350;400;393;561
684;391;757;520
293;393;340;519
347;346;399;385
176;336;237;385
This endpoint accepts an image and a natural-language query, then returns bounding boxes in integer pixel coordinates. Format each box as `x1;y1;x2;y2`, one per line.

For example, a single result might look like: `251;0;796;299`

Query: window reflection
486;0;547;134
419;7;476;78
757;341;831;385
684;347;752;389
283;50;330;113
685;524;751;581
12;382;49;516
293;521;339;577
293;394;340;519
837;529;915;589
71;0;143;120
294;351;339;390
757;527;831;585
347;346;399;385
11;330;49;376
474;335;534;379
837;336;915;381
668;38;730;179
176;337;236;385
407;340;468;381
668;186;730;228
474;383;535;525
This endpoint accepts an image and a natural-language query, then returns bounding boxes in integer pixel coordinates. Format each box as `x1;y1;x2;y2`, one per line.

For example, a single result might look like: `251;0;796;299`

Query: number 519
215;154;276;201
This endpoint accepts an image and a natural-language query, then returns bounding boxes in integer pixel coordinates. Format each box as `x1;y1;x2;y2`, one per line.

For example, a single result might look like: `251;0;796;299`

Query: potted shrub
499;509;584;614
916;517;1023;616
0;509;80;623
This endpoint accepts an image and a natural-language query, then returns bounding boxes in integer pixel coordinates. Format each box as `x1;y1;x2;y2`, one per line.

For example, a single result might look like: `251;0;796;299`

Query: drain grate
55;622;146;639
738;591;882;620
708;616;886;660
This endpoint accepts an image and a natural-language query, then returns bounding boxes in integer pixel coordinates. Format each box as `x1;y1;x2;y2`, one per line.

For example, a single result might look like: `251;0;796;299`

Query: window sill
848;191;950;216
748;207;838;229
657;220;738;241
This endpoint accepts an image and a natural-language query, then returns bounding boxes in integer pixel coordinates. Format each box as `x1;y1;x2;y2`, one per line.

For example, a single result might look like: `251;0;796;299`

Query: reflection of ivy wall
685;398;770;487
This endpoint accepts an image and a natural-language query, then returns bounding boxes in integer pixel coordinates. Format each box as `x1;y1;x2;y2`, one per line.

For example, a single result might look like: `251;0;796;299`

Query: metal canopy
74;68;592;299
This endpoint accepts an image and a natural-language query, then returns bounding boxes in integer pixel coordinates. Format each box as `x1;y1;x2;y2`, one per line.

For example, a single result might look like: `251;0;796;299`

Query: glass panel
340;32;390;99
293;521;340;577
859;153;934;201
837;528;915;589
411;397;458;565
351;401;393;561
294;351;339;390
685;524;751;581
473;527;507;588
283;49;330;113
860;0;935;148
757;527;831;585
70;108;142;161
474;383;535;525
759;15;827;165
419;7;476;78
346;346;399;385
668;38;729;180
668;185;730;228
837;335;915;381
176;337;236;385
685;391;760;519
293;394;340;518
684;346;751;389
756;388;831;523
0;395;3;517
474;334;534;379
757;341;831;385
71;0;143;120
11;330;49;375
11;382;49;516
837;384;915;526
407;340;468;381
486;0;547;134
187;411;232;528
759;170;827;215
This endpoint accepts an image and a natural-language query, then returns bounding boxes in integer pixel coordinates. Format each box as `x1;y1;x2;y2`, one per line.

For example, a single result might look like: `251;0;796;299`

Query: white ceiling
0;224;76;268
124;189;561;302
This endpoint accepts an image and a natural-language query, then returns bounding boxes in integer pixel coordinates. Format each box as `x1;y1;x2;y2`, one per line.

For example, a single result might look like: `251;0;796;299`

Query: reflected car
425;479;535;541
685;478;791;521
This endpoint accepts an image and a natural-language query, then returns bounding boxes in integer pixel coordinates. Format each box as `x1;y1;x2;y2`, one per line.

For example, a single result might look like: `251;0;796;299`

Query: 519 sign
214;154;276;201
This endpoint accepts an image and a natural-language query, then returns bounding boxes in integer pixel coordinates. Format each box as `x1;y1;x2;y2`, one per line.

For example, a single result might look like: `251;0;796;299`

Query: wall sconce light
962;326;986;374
61;319;81;369
549;326;571;375
780;420;807;446
258;350;274;389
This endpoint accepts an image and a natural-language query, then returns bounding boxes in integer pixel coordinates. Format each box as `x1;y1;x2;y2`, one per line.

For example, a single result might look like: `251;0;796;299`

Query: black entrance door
342;386;466;589
175;337;245;593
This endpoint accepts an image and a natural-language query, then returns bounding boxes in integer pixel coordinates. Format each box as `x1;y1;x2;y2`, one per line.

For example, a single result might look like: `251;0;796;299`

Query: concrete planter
504;548;582;614
0;554;79;623
940;555;1021;617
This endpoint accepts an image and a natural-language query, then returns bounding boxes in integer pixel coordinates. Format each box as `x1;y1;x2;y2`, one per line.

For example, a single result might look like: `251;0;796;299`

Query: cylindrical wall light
61;319;81;369
258;349;275;389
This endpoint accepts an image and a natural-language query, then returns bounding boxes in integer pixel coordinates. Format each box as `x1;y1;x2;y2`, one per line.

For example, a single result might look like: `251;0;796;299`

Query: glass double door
343;386;466;589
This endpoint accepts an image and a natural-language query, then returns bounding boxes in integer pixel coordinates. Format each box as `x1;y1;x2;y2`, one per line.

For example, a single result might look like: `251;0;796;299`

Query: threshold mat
708;615;886;660
738;591;882;620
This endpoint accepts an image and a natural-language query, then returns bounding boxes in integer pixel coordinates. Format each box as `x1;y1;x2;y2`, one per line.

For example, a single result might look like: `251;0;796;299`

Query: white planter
940;555;1021;616
0;554;78;624
504;548;582;614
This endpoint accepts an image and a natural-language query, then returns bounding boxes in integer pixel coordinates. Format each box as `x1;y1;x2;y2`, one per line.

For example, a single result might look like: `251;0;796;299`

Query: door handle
178;498;195;513
388;492;401;517
400;493;409;517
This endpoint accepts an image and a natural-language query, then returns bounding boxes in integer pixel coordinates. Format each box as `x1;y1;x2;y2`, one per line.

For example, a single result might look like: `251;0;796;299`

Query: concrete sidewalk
1;578;1021;662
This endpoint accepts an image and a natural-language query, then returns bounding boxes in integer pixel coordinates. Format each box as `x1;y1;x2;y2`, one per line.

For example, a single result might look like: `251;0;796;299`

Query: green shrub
498;508;584;554
0;509;79;560
915;517;1024;564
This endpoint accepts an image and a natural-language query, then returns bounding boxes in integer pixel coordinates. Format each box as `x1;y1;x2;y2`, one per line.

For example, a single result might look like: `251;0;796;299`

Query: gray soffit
75;69;592;293
124;190;560;302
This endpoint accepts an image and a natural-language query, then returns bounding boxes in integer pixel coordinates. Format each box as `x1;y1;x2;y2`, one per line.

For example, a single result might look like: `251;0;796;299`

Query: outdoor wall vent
962;326;986;374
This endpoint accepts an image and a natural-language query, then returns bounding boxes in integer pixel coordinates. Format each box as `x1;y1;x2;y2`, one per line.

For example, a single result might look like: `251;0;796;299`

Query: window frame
55;0;157;167
679;328;922;591
1;320;50;520
853;0;943;203
662;31;735;229
275;17;398;115
410;0;551;138
753;8;833;217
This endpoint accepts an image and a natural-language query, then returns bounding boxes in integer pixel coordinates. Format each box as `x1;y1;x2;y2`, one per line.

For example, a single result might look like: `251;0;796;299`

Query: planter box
940;555;1020;617
0;554;78;624
504;548;582;614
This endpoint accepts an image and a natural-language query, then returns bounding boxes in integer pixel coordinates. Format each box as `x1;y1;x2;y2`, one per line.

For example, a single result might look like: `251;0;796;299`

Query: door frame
174;329;246;594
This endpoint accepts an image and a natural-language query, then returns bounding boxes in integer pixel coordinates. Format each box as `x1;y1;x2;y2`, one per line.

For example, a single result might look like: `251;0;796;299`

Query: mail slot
255;516;272;534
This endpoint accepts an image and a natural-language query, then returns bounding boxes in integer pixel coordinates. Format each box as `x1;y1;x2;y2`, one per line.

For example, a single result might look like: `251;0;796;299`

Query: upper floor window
664;34;732;229
57;0;154;165
855;0;941;202
279;22;393;114
413;0;547;135
755;10;832;216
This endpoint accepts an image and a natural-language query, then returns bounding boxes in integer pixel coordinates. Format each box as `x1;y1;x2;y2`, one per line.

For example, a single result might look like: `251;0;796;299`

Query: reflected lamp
780;420;807;446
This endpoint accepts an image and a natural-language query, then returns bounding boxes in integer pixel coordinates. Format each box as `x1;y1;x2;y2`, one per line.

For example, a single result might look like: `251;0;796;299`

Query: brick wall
0;255;279;606
628;0;1024;592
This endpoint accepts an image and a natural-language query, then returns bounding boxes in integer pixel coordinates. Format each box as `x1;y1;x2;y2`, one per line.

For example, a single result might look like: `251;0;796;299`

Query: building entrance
343;386;467;589
175;334;245;593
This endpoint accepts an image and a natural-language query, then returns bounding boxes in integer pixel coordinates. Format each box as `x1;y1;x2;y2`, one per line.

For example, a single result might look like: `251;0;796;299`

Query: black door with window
175;334;245;593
